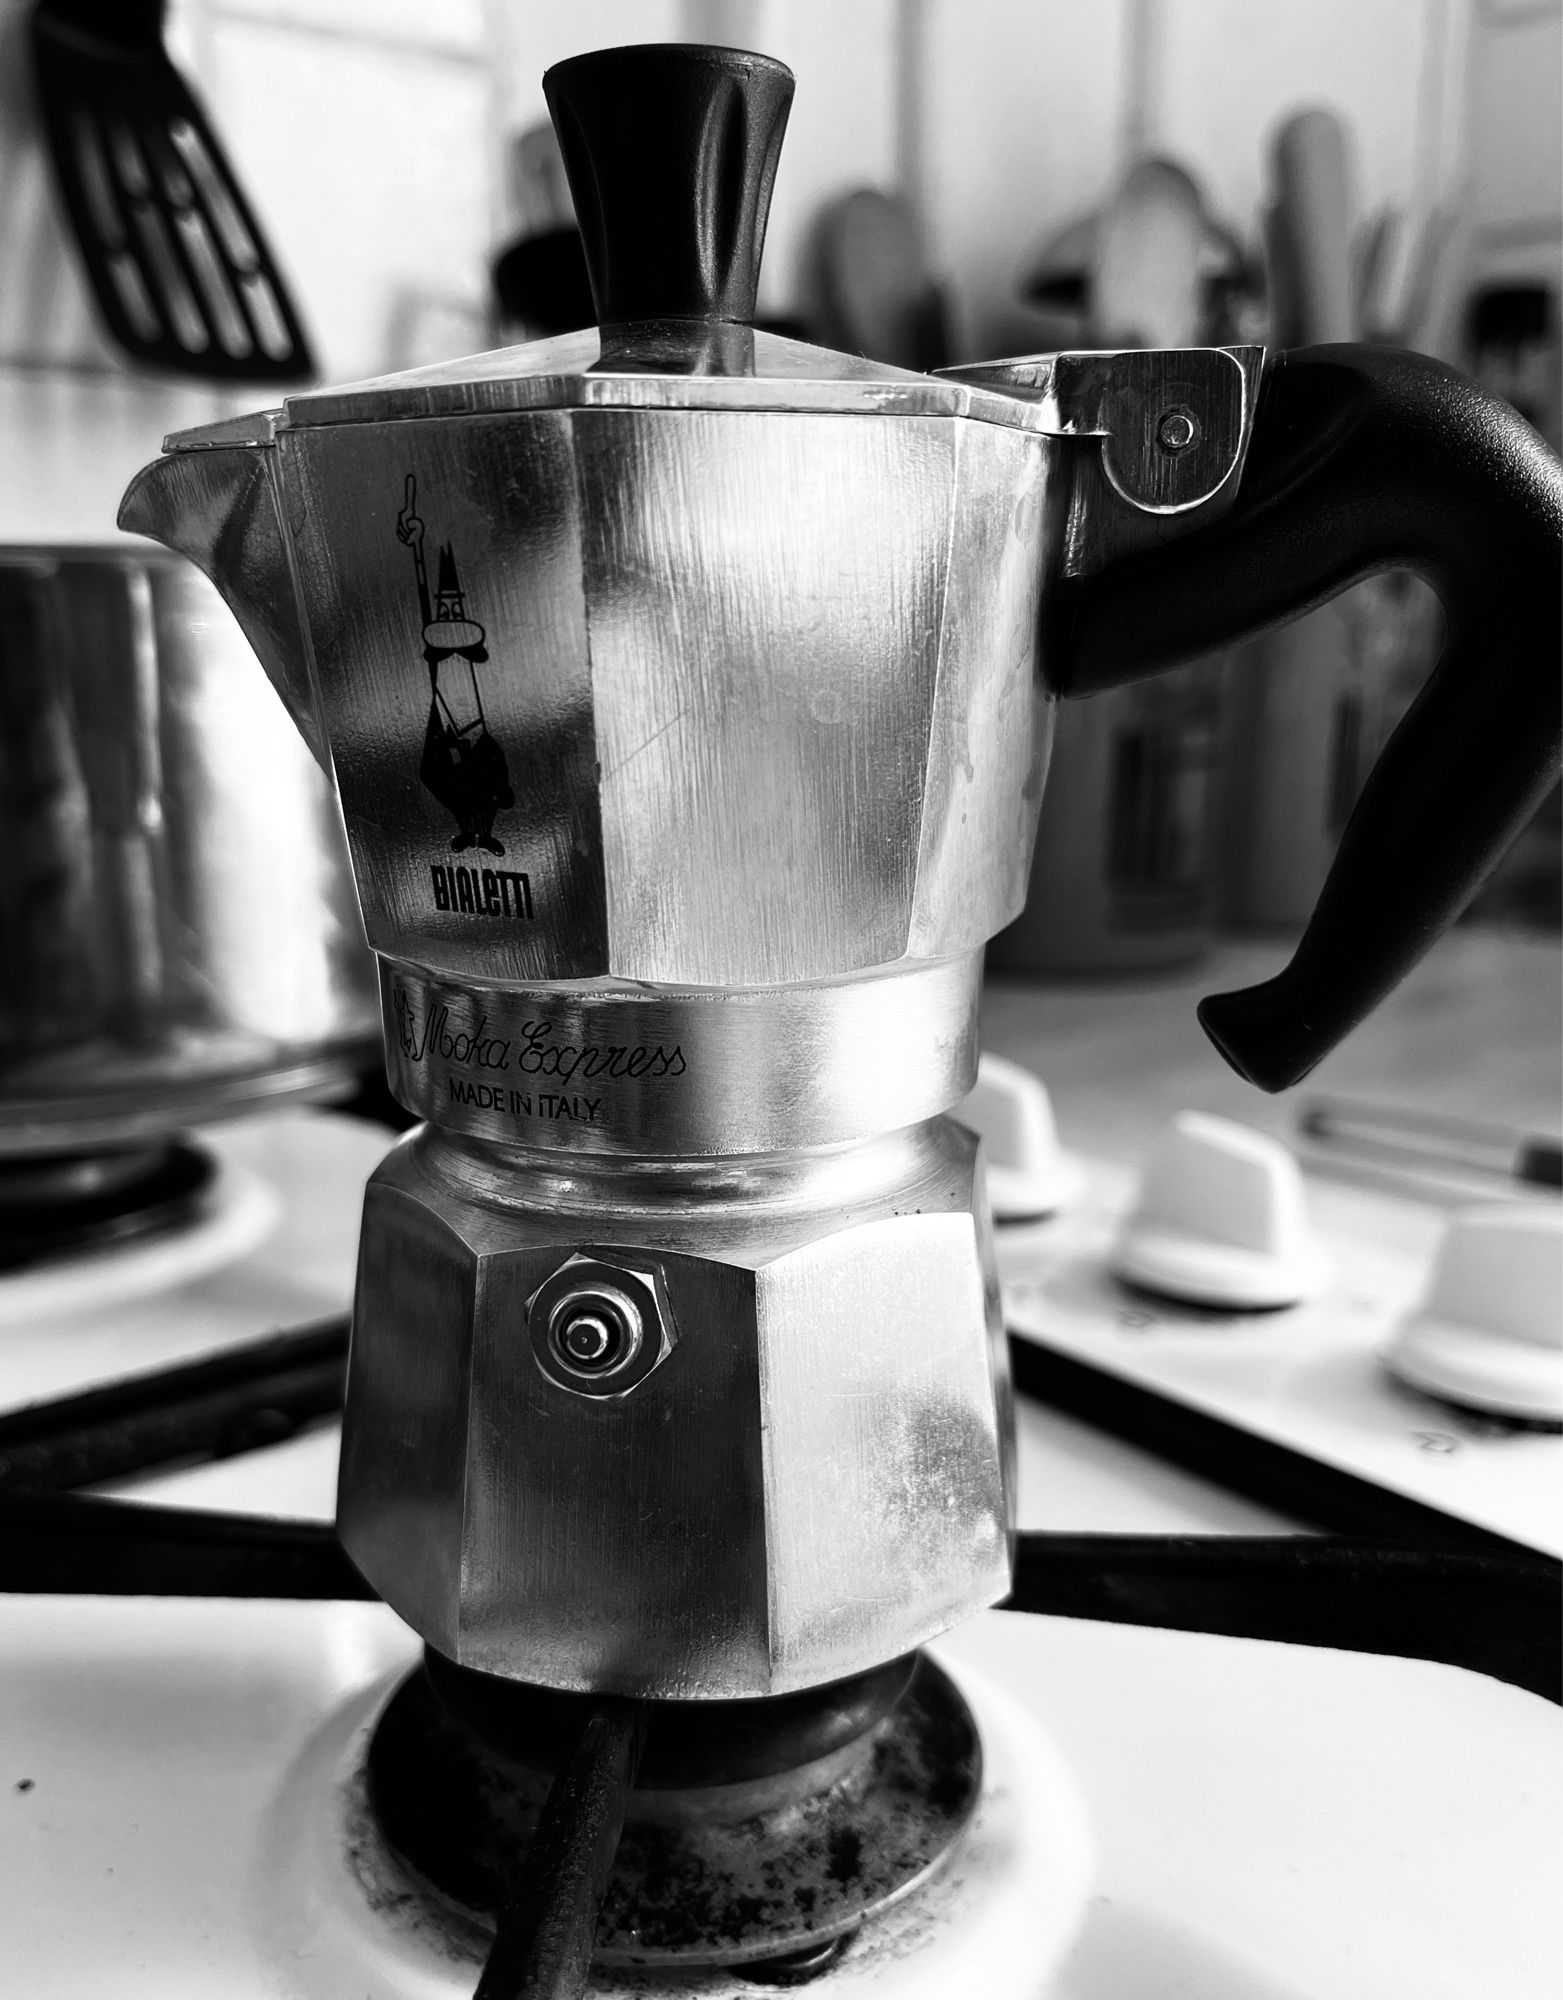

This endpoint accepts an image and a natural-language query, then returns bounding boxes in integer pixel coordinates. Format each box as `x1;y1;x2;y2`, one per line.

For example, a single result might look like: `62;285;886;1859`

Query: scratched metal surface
376;955;981;1156
337;1116;1011;1699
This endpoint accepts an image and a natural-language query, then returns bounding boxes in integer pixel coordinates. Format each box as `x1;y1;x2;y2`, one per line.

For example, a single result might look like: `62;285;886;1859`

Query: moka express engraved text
515;1019;687;1082
395;990;687;1128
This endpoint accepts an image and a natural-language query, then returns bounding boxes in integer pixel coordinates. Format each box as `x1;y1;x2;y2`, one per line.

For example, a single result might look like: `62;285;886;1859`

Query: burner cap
421;1646;917;1790
366;1650;981;1971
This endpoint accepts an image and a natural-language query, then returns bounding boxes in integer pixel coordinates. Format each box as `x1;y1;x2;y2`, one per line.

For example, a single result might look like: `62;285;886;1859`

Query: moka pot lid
165;324;1068;435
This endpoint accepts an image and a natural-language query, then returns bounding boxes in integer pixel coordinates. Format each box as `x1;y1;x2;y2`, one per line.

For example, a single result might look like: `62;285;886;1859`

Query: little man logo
397;474;516;857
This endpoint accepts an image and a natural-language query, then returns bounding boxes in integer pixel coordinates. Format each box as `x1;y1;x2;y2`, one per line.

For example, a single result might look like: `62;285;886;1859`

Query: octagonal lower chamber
336;1114;1015;1701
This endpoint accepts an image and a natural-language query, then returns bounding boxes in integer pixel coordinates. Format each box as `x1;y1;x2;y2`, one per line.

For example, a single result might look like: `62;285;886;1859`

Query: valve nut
527;1253;674;1397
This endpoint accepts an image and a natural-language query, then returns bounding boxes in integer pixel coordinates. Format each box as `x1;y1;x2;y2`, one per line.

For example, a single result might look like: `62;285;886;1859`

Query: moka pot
116;46;1562;1699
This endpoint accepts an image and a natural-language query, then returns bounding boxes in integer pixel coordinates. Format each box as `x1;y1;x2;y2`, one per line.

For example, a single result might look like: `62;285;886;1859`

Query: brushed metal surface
116;333;1260;1694
121;342;1260;991
579;409;953;982
146;409;1056;988
118;440;325;768
338;1117;1011;1698
910;419;1065;955
380;953;980;1155
0;546;377;1150
267;325;1062;431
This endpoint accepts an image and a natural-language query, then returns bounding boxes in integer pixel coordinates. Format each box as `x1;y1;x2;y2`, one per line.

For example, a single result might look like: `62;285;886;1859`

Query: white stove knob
956;1053;1084;1221
1111;1110;1330;1309
1386;1205;1563;1421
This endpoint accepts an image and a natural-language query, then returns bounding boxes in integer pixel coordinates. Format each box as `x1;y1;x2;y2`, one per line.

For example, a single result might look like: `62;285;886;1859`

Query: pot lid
268;323;1055;432
160;337;1265;527
158;44;1257;488
241;47;1052;437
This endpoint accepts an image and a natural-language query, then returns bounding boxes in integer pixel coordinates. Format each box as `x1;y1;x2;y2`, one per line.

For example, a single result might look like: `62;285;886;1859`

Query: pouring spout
118;428;329;772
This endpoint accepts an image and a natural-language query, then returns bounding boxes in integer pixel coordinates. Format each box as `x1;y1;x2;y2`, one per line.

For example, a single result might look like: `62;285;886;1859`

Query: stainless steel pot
0;543;379;1153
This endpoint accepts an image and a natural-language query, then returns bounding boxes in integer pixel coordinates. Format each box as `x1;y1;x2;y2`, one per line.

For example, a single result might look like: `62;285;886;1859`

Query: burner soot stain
360;1652;982;1972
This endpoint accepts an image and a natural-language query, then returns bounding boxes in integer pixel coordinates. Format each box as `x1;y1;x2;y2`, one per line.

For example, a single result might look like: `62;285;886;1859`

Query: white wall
490;0;899;322
1464;0;1562;292
915;0;1472;355
3;0;1551;540
915;0;1133;355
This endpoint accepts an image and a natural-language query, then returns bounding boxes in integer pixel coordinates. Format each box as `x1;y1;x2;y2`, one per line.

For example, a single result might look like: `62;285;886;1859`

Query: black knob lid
543;43;794;327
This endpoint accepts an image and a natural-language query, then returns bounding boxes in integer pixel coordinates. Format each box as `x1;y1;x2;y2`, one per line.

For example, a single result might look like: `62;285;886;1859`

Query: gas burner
254;1636;1091;2000
366;1650;981;1977
0;1142;216;1269
0;1137;280;1331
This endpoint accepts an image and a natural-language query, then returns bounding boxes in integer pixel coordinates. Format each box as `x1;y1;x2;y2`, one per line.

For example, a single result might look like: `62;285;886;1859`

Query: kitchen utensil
28;0;314;381
1023;165;1257;345
1092;155;1210;349
1459;289;1563;931
994;156;1232;973
816;185;950;372
1470;282;1563;456
1300;1095;1563;1193
503;121;576;242
491;227;595;340
1356;203;1458;351
988;646;1225;972
0;0;111;368
1267;106;1355;346
114;30;1560;1753
0;545;378;1151
1218;107;1442;929
490;120;596;342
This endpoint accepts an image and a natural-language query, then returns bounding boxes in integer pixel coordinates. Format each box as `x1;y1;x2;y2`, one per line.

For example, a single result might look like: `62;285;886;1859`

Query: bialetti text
431;862;533;919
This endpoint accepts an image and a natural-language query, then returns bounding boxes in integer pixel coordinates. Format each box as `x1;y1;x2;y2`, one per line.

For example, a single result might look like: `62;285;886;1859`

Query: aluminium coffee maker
115;39;1561;1985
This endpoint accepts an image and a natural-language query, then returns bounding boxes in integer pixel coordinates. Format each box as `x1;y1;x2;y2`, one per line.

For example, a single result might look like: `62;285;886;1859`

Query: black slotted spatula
29;0;315;381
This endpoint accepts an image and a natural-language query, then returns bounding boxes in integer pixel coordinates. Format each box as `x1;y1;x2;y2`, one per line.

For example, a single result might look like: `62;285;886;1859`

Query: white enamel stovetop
0;1076;1556;1997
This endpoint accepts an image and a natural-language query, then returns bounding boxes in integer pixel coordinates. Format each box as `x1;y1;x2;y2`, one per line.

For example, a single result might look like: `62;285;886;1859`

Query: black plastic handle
543;42;793;327
1058;345;1563;1091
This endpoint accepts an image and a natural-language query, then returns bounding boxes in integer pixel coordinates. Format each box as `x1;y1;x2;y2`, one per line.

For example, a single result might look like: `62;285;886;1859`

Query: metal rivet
1156;407;1199;454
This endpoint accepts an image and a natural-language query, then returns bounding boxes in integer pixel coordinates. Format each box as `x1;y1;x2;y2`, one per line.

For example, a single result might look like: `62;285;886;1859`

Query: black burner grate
0;1141;216;1270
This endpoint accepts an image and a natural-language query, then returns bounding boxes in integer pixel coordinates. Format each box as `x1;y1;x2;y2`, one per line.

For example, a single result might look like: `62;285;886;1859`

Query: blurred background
1;0;1558;937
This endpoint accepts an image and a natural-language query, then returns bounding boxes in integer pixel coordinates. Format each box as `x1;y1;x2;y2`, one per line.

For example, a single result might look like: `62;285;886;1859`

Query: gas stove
6;12;1563;1986
0;1100;1553;1998
0;1111;387;1413
1000;1152;1563;1558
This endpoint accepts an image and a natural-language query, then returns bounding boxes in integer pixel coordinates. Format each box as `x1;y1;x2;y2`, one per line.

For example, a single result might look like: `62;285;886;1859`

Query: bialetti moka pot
118;46;1562;1708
